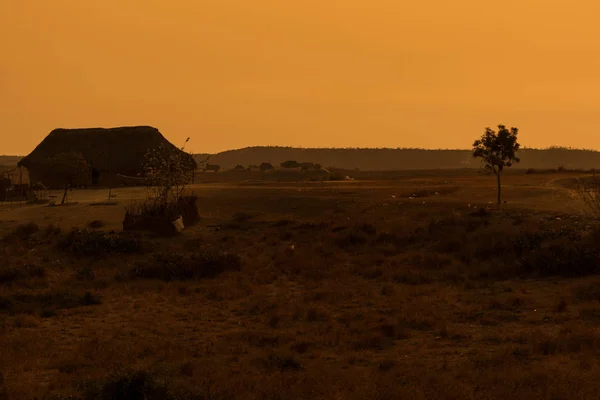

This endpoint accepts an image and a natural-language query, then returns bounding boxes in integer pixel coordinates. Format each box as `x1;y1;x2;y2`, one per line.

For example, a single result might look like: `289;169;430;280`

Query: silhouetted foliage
203;164;220;172
144;138;195;207
42;152;90;204
280;160;301;168
473;125;520;209
260;162;274;172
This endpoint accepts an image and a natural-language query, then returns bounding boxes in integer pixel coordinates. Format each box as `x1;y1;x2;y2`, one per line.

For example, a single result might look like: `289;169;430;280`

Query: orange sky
2;0;600;155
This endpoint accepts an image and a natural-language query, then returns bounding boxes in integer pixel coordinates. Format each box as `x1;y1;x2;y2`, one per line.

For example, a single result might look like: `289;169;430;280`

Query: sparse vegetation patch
58;228;143;257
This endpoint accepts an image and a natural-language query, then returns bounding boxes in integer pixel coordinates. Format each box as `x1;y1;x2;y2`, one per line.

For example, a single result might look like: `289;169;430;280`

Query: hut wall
27;167;92;189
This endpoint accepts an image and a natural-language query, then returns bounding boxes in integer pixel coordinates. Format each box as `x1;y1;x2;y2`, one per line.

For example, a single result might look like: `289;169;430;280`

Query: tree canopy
472;125;520;175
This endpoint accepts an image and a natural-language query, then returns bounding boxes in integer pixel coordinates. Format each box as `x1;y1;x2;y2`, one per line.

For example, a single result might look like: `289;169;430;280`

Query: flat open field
2;170;600;399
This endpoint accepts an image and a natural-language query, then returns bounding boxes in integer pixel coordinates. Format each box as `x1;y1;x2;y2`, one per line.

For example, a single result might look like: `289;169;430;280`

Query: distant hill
6;146;600;172
194;146;600;171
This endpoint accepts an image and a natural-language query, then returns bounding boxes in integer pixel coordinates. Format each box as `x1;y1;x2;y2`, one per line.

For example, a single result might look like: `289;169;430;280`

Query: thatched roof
18;126;196;173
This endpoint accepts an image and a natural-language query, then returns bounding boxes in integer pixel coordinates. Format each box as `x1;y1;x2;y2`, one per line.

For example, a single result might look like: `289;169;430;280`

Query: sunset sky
2;0;600;155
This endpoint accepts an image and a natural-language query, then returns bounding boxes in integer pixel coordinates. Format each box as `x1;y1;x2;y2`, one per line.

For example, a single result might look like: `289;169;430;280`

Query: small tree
143;138;196;209
47;152;89;205
260;162;274;172
281;160;301;168
472;124;520;210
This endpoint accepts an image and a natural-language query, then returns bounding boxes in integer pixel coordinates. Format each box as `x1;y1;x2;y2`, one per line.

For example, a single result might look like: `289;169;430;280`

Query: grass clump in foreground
78;369;187;400
127;251;242;281
0;290;101;317
0;263;46;283
2;222;40;243
58;228;144;257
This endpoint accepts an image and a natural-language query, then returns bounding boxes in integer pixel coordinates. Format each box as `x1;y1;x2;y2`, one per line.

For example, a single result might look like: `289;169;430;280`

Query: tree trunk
61;184;68;205
496;173;501;210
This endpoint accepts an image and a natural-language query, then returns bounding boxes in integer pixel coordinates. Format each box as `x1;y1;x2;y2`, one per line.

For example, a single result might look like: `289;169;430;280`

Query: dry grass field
2;170;600;399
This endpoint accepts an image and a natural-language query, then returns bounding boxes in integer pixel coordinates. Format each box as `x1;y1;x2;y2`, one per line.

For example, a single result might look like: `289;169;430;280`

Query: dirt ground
1;170;600;399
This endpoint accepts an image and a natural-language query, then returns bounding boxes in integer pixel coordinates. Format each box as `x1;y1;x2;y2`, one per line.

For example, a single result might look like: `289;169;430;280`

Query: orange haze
2;0;600;155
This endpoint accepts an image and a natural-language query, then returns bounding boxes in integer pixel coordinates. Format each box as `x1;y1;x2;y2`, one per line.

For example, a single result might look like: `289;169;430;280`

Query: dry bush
58;228;144;257
0;290;101;316
127;251;242;281
143;139;195;207
2;222;39;243
232;211;256;223
578;177;600;217
123;195;199;235
87;220;105;229
0;263;45;283
78;369;180;400
123;138;198;235
334;224;377;249
408;212;600;279
574;281;600;303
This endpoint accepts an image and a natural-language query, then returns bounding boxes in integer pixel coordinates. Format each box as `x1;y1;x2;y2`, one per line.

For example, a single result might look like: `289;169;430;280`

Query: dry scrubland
2;171;600;399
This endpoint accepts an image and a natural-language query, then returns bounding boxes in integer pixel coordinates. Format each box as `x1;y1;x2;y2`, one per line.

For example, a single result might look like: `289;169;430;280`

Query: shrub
469;207;490;217
272;219;293;227
80;369;177;400
0;263;45;283
128;251;242;281
58;228;143;257
87;220;105;229
123;195;199;235
375;232;398;245
75;265;95;281
574;282;600;303
0;290;101;316
0;373;7;400
335;231;368;249
3;222;39;242
232;211;255;223
265;353;303;372
519;237;600;277
280;160;301;168
357;222;377;235
45;224;62;236
259;162;274;172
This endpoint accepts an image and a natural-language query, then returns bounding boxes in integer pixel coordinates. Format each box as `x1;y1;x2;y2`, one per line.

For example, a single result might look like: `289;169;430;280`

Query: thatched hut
18;126;196;189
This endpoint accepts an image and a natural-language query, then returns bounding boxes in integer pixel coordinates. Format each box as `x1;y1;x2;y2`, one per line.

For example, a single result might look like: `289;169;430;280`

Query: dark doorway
91;169;100;185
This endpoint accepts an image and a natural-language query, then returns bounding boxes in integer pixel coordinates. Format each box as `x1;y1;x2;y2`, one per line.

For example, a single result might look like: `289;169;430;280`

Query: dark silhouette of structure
18;126;196;189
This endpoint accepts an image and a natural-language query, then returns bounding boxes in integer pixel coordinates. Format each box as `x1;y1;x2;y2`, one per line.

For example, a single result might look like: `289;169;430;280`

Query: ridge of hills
193;146;600;171
3;146;600;171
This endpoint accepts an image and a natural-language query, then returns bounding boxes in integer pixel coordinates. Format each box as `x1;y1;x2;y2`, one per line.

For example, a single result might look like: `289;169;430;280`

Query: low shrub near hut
123;195;199;236
122;138;199;235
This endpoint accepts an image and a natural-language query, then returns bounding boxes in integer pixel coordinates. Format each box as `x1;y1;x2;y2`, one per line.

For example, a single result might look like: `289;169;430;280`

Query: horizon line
3;144;600;158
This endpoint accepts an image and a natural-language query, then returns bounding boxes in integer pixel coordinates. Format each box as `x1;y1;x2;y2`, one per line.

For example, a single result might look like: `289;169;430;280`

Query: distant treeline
4;146;600;172
194;146;600;171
